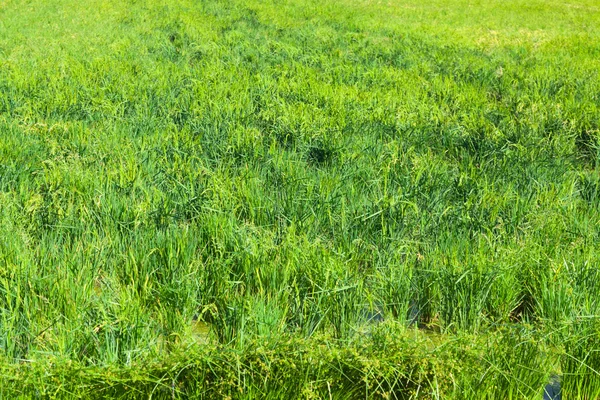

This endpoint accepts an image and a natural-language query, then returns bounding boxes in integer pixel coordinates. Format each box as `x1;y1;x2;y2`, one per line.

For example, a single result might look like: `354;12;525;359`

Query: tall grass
0;0;599;397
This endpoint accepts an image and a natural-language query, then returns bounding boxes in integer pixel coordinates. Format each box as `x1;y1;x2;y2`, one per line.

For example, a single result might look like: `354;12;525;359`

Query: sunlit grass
0;0;599;397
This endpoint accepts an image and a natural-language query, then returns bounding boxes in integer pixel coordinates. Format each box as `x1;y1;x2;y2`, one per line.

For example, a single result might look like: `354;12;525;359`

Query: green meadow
0;0;599;398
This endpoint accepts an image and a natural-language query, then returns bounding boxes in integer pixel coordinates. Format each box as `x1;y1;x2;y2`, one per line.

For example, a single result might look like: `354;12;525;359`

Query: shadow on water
362;300;422;328
408;299;420;327
363;308;385;324
543;375;561;400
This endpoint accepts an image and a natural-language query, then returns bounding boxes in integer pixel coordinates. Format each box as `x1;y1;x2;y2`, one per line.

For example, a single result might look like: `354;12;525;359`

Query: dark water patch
408;299;420;327
543;375;561;400
363;308;384;324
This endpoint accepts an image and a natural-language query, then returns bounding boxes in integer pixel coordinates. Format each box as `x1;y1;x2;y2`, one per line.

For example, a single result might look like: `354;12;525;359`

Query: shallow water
543;376;561;400
191;320;211;343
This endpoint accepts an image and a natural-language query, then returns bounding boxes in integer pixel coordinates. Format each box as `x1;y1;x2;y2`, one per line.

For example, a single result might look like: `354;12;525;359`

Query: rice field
0;0;599;398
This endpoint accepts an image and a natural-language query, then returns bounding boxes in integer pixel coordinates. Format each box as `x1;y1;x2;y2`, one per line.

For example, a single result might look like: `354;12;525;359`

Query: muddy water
191;320;211;343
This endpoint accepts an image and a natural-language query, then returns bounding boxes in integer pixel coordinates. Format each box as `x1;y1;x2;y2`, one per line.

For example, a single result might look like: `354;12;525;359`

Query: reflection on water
543;375;561;400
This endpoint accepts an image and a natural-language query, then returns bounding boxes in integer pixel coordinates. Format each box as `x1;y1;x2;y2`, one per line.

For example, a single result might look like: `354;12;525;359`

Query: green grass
0;0;599;397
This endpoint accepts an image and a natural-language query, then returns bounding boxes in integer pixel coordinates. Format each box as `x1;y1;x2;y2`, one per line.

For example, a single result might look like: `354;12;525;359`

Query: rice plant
0;0;599;397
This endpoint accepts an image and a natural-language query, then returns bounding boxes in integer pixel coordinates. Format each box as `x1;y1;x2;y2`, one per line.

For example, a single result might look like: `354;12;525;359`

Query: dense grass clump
1;0;599;397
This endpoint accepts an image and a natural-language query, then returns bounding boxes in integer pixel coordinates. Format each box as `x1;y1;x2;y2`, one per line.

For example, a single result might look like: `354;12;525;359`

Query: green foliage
562;318;600;399
0;0;599;397
0;326;555;399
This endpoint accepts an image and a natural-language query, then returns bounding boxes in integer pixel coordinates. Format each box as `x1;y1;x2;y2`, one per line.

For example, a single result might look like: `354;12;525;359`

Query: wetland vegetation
0;0;599;398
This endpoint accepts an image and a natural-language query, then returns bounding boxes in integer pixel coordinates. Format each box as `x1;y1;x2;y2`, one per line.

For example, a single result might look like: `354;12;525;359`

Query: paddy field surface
0;0;599;398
